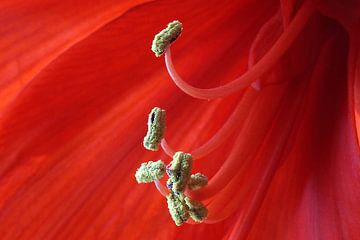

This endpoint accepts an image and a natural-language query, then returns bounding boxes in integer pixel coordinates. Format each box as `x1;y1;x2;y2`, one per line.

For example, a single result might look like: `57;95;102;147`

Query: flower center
135;0;316;226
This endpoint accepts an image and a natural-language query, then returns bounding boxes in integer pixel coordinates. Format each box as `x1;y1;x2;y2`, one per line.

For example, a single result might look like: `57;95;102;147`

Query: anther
151;20;183;57
166;192;189;226
188;173;208;190
143;107;166;151
184;196;208;223
166;152;192;193
135;160;166;183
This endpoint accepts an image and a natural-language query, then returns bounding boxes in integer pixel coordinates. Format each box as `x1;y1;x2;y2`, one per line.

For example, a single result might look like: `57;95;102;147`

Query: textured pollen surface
143;107;166;151
135;160;166;183
167;192;189;226
188;173;208;190
151;20;183;57
184;197;208;222
167;152;192;192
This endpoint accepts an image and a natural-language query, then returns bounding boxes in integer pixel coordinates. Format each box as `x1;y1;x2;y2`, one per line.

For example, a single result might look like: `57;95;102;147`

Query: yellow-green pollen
166;152;192;193
166;192;208;226
165;152;208;225
136;106;209;226
184;196;208;222
143;107;166;151
135;160;166;183
166;192;189;226
151;20;183;57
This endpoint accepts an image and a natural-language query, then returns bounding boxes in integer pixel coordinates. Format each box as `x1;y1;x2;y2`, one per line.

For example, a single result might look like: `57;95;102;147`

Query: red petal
0;0;150;110
0;0;359;239
0;0;278;239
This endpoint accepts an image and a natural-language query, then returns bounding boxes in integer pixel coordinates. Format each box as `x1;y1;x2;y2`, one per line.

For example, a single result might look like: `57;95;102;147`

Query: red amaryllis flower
0;0;359;239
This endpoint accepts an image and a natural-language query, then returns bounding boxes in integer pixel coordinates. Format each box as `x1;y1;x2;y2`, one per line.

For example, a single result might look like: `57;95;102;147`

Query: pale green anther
166;192;189;226
184;197;208;223
151;20;183;57
135;160;166;183
188;173;208;190
143;107;166;151
166;152;192;193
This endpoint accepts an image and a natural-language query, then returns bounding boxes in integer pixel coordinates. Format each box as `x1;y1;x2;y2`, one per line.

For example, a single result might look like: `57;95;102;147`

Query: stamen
166;192;189;226
151;20;183;57
135;160;166;183
163;0;315;99
166;152;192;192
155;180;212;224
184;196;208;222
141;0;316;228
188;85;288;201
143;107;166;151
161;90;258;159
188;173;208;190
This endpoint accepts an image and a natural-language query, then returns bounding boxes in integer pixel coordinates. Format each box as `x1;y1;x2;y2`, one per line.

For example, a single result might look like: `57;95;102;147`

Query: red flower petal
0;0;150;110
0;0;359;239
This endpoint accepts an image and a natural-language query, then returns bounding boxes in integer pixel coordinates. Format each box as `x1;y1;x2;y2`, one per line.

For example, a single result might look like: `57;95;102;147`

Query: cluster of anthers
135;107;208;226
135;4;314;226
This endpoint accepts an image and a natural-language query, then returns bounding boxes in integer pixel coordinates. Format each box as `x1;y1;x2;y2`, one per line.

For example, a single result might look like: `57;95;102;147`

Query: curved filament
161;90;258;159
249;10;282;90
164;0;315;99
186;82;287;201
161;139;176;157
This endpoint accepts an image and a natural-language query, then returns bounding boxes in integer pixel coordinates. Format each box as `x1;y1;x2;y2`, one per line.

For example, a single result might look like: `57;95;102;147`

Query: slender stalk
164;0;315;99
161;90;258;159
